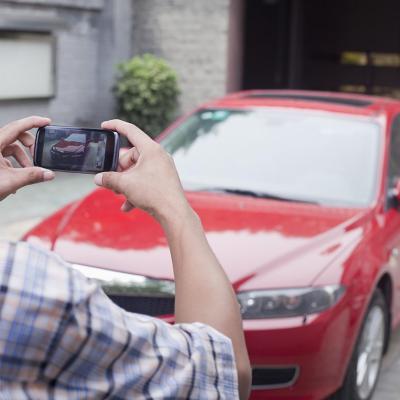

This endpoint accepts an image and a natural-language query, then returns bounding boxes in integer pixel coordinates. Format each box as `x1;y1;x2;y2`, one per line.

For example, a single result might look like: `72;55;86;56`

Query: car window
162;108;381;207
388;114;400;189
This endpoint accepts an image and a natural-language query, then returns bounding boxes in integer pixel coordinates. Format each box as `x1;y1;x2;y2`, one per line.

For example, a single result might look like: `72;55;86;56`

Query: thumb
11;167;54;191
95;172;124;193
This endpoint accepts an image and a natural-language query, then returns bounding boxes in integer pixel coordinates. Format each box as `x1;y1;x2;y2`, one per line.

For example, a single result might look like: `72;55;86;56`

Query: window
0;32;54;100
389;115;400;188
341;51;400;68
162;108;381;207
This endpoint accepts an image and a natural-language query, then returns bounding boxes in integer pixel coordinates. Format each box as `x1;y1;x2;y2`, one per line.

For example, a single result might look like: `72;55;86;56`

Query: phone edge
33;127;41;167
111;131;120;172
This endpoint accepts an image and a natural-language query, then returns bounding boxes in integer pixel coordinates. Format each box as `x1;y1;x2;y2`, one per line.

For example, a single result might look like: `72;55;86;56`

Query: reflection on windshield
162;108;381;207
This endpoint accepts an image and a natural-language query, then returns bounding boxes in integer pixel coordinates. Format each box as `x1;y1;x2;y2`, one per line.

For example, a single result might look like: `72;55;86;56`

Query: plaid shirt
0;241;238;399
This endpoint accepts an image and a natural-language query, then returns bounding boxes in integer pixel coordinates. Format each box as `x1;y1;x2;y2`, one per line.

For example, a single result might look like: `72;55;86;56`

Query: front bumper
43;262;356;399
245;300;353;400
51;149;85;160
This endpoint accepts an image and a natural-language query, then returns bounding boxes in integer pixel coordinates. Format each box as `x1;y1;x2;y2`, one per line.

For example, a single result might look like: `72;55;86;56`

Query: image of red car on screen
50;133;87;164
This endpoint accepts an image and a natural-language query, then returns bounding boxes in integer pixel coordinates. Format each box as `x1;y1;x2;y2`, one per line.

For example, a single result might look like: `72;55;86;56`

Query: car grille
252;366;299;389
70;264;176;317
107;294;175;316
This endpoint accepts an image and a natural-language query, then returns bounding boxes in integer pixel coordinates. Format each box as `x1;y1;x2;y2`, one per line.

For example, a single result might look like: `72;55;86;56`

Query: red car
51;133;87;163
24;90;400;400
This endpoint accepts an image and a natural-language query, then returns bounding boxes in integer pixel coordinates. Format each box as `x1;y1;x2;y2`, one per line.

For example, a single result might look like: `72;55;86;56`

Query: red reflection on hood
52;139;85;155
25;188;365;287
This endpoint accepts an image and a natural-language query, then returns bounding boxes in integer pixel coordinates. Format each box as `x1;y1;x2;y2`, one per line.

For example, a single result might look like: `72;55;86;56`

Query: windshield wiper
191;186;319;205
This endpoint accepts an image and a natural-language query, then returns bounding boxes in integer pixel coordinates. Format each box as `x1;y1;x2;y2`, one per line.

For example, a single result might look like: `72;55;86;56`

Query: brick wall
132;0;231;113
0;0;133;126
0;0;235;125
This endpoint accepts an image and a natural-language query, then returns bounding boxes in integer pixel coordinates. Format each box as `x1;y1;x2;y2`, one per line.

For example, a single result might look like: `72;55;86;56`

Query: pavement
0;173;399;399
374;327;400;400
0;172;94;240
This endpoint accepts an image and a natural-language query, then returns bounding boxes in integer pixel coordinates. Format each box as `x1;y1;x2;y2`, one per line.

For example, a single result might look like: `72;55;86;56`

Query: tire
331;289;388;400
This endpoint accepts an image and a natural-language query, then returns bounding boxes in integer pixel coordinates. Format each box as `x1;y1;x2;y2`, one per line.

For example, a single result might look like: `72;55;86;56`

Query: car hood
26;188;368;290
53;138;85;150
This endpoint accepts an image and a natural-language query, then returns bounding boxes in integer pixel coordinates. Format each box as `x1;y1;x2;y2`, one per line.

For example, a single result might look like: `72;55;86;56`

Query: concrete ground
0;172;94;240
0;173;399;399
375;327;400;400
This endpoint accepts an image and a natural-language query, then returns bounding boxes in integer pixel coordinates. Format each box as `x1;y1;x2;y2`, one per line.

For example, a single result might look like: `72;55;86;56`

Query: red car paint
24;90;400;399
51;134;87;156
53;139;85;152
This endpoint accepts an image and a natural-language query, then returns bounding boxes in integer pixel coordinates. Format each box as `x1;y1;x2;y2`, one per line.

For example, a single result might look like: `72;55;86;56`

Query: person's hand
94;120;189;224
0;116;55;201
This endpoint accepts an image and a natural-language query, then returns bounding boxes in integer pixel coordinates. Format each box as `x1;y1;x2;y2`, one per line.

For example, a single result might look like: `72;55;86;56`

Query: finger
17;131;36;156
101;120;153;152
9;167;54;192
119;147;140;171
121;200;135;212
0;116;50;149
3;143;32;167
94;171;124;193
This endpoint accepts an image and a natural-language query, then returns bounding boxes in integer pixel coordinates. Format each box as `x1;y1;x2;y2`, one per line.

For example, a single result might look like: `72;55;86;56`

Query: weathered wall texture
0;0;234;125
132;0;231;113
0;0;133;126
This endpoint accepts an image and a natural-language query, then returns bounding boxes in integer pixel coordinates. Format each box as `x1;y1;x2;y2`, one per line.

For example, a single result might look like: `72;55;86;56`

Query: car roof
203;90;400;117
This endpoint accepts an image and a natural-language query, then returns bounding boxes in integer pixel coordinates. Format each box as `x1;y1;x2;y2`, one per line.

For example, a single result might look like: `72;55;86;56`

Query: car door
384;113;400;323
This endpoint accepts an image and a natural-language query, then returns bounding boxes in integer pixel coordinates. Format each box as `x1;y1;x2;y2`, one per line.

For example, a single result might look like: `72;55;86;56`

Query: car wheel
331;289;388;400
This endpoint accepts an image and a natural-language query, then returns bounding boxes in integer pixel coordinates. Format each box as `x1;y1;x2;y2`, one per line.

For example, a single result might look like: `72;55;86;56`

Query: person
0;116;251;399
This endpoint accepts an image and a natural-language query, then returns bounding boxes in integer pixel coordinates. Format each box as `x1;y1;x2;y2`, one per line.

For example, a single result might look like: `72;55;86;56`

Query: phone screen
34;126;119;173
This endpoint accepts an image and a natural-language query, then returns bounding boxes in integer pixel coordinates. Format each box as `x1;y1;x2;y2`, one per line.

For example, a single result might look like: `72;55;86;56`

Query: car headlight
237;285;345;319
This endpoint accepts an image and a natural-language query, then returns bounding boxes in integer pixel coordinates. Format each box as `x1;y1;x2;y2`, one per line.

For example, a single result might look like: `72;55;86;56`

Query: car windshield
65;133;86;143
161;108;381;207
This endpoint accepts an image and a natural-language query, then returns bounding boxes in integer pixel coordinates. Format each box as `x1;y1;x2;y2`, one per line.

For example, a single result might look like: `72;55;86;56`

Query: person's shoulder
0;240;73;280
0;240;49;253
0;240;59;262
0;240;98;303
0;241;23;266
0;240;9;254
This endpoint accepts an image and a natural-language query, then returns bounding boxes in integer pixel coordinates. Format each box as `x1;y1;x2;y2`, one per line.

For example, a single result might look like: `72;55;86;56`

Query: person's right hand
96;120;252;399
94;120;190;224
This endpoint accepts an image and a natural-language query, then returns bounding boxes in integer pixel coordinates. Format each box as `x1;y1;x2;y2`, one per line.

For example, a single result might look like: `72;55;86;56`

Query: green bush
114;54;180;138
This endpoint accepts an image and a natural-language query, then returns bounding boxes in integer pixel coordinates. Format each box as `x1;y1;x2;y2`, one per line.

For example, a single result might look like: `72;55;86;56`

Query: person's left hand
0;116;55;201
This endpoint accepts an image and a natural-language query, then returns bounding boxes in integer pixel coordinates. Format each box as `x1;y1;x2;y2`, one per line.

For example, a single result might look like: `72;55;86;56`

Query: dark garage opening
242;0;400;98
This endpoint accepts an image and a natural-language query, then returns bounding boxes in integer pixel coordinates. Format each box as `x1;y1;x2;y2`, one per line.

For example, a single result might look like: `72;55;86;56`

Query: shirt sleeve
0;241;239;399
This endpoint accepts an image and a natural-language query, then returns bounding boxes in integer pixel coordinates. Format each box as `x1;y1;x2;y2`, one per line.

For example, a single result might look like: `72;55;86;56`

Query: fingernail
40;117;51;124
42;169;55;181
94;173;103;186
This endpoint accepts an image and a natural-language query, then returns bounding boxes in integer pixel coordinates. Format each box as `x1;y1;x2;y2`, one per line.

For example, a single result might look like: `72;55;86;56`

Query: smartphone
34;125;120;173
